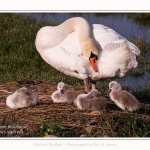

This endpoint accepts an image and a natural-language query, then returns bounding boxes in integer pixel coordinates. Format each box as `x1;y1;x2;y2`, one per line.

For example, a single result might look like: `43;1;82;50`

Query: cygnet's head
30;89;38;98
16;87;30;95
108;81;122;93
57;82;65;94
88;89;100;98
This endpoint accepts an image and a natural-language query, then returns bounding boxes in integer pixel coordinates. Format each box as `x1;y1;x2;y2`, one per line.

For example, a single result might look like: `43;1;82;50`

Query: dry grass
0;79;150;138
0;79;102;137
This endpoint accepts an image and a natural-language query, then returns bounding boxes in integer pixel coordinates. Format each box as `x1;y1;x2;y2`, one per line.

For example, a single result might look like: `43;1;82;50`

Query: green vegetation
39;122;73;137
37;112;150;137
128;13;150;21
0;13;83;87
0;13;150;137
129;34;150;75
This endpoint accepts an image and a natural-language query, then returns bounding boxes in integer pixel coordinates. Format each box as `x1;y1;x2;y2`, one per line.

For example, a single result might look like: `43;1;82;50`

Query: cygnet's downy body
51;82;85;104
30;89;39;107
108;81;141;112
6;87;32;109
76;89;107;111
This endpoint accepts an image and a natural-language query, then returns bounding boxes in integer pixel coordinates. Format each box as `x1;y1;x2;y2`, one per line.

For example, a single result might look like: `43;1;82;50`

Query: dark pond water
23;13;150;91
24;13;150;42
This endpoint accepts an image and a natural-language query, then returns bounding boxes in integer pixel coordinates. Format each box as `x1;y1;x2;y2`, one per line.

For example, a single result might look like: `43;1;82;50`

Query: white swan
6;87;32;109
75;89;107;111
51;82;85;104
35;17;140;92
108;81;141;112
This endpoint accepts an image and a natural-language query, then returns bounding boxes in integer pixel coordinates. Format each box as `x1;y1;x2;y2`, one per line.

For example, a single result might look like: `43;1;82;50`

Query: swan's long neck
35;17;98;58
86;90;94;99
62;17;98;57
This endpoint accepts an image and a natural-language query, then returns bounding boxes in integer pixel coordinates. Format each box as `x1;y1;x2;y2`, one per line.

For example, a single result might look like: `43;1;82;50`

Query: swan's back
6;92;18;109
76;89;107;110
61;90;85;104
110;90;141;111
51;89;85;104
82;97;107;111
60;24;140;56
92;24;140;54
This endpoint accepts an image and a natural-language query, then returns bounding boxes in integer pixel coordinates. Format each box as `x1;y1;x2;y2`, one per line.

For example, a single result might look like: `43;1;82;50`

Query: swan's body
108;81;141;112
51;82;85;104
6;87;32;109
35;17;140;92
76;89;107;110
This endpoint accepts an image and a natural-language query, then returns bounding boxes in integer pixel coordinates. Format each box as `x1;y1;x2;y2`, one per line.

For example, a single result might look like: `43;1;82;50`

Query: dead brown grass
0;79;150;137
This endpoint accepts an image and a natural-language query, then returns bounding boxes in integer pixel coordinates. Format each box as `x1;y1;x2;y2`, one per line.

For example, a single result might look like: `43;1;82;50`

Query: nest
0;79;149;137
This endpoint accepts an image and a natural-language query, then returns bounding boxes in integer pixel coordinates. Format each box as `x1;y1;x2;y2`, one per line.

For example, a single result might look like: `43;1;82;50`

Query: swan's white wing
92;24;125;49
59;23;126;54
41;43;90;79
59;24;125;55
92;24;140;55
60;24;140;57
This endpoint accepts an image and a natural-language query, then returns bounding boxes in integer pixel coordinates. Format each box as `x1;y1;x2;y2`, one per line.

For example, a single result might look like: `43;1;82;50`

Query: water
23;13;150;91
24;13;150;42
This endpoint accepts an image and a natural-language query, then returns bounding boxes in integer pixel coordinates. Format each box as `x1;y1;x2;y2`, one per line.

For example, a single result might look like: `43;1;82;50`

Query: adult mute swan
35;17;140;92
108;81;141;112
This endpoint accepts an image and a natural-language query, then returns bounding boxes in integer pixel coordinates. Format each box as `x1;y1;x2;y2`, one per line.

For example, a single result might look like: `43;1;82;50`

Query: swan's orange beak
89;57;98;72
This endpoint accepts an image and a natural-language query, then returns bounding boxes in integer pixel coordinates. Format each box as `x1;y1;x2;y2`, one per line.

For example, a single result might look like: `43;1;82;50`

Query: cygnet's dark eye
96;93;100;97
26;91;30;95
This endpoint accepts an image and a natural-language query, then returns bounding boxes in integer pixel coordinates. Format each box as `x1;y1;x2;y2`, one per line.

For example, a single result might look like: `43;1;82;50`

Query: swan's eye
89;51;98;60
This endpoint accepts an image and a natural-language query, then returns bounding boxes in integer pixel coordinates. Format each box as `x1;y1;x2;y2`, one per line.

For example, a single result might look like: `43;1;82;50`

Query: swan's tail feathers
127;47;138;68
104;40;140;57
127;41;140;56
103;41;139;68
101;40;139;76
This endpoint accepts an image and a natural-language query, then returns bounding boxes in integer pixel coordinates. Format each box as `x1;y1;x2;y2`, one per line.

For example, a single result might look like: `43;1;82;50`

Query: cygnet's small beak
60;89;64;94
26;91;30;95
107;89;111;94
